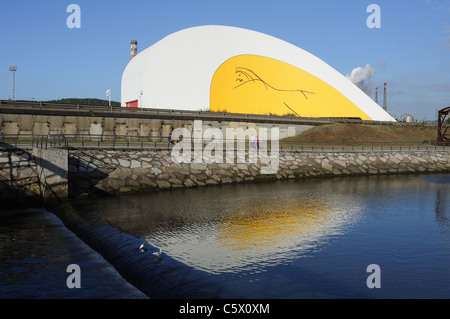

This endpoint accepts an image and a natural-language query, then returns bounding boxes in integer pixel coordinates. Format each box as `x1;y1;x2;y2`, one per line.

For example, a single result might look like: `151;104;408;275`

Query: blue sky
0;0;449;120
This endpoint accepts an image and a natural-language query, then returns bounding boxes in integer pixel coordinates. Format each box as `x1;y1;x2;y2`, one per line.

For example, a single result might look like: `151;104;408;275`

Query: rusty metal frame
437;106;450;145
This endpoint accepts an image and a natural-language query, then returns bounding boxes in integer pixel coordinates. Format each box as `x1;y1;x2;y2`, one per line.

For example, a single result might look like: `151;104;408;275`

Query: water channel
69;173;450;298
1;173;449;298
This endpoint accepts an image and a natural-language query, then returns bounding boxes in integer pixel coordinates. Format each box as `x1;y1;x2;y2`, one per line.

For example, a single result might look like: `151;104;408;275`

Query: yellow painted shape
210;54;372;120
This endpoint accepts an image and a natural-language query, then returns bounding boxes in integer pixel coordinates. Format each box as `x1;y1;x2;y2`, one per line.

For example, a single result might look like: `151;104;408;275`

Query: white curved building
121;25;395;122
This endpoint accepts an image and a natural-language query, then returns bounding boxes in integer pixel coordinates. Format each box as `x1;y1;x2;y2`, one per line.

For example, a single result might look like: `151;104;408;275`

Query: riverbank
0;147;449;203
69;149;450;197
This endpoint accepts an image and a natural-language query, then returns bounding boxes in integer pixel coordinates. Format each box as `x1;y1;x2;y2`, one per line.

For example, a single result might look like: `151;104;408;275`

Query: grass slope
285;123;438;143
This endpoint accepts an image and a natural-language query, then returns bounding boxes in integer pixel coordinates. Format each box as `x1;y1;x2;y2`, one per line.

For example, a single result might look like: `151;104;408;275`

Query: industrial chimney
130;40;137;60
9;65;17;101
383;83;387;111
375;87;378;104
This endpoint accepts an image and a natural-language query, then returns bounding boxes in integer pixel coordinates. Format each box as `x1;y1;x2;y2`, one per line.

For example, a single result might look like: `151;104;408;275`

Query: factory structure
121;25;395;122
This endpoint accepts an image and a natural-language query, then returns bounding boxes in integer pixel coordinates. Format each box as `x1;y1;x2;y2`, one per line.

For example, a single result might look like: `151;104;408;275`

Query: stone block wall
68;149;450;197
0;148;68;207
1;147;449;204
0;148;41;207
0;113;312;140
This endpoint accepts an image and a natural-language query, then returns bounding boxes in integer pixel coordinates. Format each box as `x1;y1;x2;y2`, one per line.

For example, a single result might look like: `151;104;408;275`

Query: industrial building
121;25;395;122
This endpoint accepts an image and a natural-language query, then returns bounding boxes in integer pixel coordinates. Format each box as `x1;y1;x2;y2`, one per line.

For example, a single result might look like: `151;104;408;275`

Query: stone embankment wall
0;148;41;207
0;148;68;207
1;147;449;204
68;149;450;197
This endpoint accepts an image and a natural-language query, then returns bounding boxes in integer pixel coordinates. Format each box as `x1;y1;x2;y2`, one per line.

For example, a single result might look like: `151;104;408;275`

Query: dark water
2;174;450;299
67;173;450;299
0;208;147;299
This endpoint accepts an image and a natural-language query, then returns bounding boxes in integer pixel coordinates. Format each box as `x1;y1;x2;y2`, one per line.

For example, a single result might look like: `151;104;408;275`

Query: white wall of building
121;25;395;122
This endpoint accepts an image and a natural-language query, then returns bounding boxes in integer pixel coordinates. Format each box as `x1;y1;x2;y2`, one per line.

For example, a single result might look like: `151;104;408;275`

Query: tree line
44;98;121;106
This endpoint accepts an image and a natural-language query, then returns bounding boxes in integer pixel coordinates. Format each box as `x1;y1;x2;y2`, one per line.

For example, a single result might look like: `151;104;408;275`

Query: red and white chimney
131;40;137;60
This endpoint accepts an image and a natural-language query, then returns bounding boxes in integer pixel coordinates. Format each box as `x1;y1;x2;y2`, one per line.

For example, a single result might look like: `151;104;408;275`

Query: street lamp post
106;89;111;110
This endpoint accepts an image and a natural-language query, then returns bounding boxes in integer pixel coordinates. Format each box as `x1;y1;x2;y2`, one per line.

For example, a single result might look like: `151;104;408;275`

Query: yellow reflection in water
144;193;362;274
217;202;335;252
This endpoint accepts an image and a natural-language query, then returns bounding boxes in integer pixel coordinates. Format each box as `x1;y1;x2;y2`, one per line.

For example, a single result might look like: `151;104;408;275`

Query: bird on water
139;242;147;251
153;248;162;257
139;241;163;258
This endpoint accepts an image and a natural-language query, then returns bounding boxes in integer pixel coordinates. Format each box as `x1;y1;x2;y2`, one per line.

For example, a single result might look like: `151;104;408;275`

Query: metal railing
1;133;449;152
278;140;449;152
0;133;174;150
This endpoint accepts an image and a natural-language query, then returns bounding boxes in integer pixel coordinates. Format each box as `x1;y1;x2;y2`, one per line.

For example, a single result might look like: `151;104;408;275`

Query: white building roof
121;25;395;122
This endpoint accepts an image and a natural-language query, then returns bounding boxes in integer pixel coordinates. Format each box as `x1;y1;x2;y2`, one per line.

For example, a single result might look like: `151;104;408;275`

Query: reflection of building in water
217;205;334;251
435;189;449;231
423;175;450;233
148;197;363;275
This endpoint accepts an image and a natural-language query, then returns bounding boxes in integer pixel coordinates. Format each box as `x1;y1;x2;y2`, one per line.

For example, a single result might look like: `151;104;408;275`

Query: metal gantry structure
437;106;450;146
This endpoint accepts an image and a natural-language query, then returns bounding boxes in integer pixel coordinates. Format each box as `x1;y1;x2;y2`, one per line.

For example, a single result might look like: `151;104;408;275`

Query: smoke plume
346;64;376;95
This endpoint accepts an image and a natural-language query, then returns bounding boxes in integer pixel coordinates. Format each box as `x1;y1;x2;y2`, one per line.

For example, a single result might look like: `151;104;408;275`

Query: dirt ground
285;123;438;143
